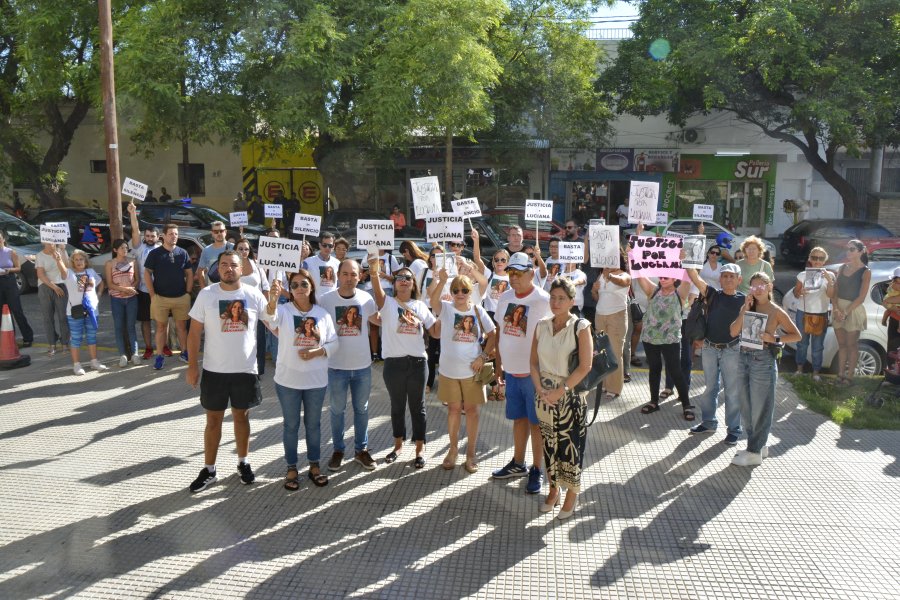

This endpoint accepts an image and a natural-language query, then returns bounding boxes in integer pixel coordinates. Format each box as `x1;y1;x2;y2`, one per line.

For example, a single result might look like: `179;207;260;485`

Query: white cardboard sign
293;213;322;237
121;177;148;201
230;211;248;227
264;203;283;219
425;213;465;243
656;211;668;225
356;220;395;249
256;236;302;272
682;235;707;269
40;224;69;244
693;204;715;221
434;252;458;277
525;199;553;221
589;225;621;269
559;242;585;263
628;181;660;225
45;221;70;237
451;197;482;218
410;176;442;219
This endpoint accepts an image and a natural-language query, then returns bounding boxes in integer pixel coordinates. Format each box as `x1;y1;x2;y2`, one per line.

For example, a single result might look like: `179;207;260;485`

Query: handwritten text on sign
264;203;283;219
451;197;482;218
410;176;442;218
40;224;68;244
256;236;302;272
525;200;553;221
693;204;714;221
230;212;248;227
121;177;148;201
628;181;660;225
356;220;395;249
293;213;322;236
627;236;686;280
426;213;465;243
589;225;620;268
559;242;585;263
45;221;70;236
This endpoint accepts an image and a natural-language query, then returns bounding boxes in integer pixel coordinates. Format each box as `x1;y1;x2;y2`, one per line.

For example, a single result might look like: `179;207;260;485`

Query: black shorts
200;370;262;411
137;290;152;322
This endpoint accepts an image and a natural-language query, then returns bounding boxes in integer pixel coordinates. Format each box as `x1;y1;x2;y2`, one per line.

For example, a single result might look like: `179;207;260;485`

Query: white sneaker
119;355;128;368
731;450;763;466
131;352;142;364
90;359;109;371
73;363;86;376
760;446;769;459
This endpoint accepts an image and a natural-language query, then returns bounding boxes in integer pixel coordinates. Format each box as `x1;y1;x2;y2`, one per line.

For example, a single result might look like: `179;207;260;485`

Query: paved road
1;288;898;598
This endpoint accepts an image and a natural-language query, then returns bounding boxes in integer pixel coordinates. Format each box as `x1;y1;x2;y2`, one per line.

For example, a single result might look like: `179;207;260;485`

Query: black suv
780;219;895;265
130;202;267;247
30;207;112;255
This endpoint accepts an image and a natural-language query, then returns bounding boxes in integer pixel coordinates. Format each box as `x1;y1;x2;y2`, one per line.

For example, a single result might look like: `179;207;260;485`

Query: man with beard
128;201;162;360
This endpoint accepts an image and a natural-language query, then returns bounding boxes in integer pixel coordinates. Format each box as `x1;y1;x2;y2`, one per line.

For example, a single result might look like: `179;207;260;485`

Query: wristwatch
563;383;571;393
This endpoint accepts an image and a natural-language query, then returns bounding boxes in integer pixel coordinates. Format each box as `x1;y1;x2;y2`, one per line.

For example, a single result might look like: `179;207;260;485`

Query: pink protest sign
628;235;687;280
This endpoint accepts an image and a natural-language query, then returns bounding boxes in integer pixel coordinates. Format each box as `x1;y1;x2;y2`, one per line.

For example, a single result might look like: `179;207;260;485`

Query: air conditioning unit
677;128;706;144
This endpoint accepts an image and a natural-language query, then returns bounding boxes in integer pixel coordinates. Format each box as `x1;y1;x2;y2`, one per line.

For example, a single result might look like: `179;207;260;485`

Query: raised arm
369;253;385;309
685;267;709;297
128;201;140;249
429;268;449;317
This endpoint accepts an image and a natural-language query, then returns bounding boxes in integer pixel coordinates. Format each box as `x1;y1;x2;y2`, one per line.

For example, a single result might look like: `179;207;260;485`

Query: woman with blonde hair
736;236;774;294
793;246;834;381
60;249;107;375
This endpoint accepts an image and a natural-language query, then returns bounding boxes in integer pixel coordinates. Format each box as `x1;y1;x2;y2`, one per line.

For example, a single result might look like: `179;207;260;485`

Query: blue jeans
275;382;327;466
110;296;138;356
329;366;372;453
698;343;742;435
736;348;777;454
794;310;825;372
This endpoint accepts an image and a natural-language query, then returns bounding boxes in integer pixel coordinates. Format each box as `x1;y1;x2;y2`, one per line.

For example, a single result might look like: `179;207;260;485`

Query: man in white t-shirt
185;250;269;493
303;231;341;293
492;251;551;494
319;259;380;472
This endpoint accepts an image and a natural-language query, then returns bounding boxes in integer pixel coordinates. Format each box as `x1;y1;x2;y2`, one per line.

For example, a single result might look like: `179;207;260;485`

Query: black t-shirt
145;245;191;297
705;289;745;344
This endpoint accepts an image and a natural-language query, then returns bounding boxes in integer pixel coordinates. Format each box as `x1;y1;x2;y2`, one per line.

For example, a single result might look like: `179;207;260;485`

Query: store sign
734;160;772;179
596;149;634;172
634;149;679;173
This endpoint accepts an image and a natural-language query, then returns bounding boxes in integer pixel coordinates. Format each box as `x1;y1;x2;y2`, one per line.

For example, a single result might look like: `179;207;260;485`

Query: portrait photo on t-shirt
397;308;421;335
502;303;528;337
320;265;336;287
294;315;320;347
219;299;249;332
490;278;509;299
548;263;561;279
453;313;478;343
335;305;362;336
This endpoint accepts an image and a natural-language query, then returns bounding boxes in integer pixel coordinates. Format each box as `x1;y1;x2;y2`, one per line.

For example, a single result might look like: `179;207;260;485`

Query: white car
662;219;777;261
782;261;896;376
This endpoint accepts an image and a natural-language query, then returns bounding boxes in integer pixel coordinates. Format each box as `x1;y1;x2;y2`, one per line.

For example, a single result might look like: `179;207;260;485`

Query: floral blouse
640;287;683;345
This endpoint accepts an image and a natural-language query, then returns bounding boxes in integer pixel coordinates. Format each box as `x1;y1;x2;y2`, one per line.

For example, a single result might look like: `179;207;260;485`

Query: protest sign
740;312;768;350
627;235;686;279
524;200;553;221
589;218;606;227
40;224;69;245
45;221;70;237
656;211;668;225
451;197;482;219
356;220;395;249
292;213;322;237
628;181;660;225
682;235;707;269
410;176;442;218
434;252;458;277
264;203;283;219
693;204;715;221
559;242;585;264
230;212;248;227
256;236;302;272
425;213;465;243
121;177;148;201
589;225;620;269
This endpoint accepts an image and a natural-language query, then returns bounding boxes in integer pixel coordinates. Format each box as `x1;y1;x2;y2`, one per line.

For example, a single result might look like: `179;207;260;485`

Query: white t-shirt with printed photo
379;295;436;359
494;285;550;375
303;253;341;294
438;301;496;379
318;289;378;370
189;283;268;374
265;303;338;390
362;253;402;293
543;259;565;290
482;271;510;312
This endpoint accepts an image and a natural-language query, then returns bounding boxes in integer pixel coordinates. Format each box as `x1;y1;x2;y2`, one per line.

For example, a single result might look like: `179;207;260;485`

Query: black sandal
283;467;300;491
413;456;425;469
308;468;328;487
659;389;673;399
640;403;660;414
385;450;399;464
682;406;696;421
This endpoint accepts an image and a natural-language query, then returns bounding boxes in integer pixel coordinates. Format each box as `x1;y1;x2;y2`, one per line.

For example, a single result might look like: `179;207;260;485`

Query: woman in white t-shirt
429;271;497;473
591;248;631;400
482;249;511;319
371;256;437;469
235;237;271;375
793;246;834;380
59;250;107;375
699;245;725;290
264;269;338;490
35;242;70;354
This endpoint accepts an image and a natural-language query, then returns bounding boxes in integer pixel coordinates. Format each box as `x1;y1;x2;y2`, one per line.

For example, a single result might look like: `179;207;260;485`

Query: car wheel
14;272;31;294
852;342;883;377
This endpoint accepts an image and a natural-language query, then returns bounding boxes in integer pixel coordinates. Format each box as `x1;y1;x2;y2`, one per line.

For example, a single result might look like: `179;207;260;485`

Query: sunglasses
449;242;464;248
809;255;826;260
525;253;535;258
709;251;720;256
394;274;413;282
320;243;334;248
493;257;507;263
212;229;226;234
451;288;470;295
750;284;768;291
290;281;311;290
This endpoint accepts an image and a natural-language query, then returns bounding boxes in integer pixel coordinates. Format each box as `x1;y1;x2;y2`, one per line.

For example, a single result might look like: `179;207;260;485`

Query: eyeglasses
394;274;413;282
449;242;464;248
708;251;720;256
451;288;470;295
809;255;826;260
290;281;311;290
525;253;535;258
750;284;768;291
493;257;507;263
212;229;226;234
320;243;334;248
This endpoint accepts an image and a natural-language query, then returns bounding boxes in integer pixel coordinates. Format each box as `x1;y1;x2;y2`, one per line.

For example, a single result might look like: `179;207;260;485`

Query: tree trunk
444;129;453;210
181;138;190;198
313;135;373;211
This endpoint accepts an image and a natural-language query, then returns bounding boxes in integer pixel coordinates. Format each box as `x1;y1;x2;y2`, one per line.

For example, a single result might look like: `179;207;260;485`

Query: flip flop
640;403;660;414
384;450;399;464
682;407;696;421
414;456;426;469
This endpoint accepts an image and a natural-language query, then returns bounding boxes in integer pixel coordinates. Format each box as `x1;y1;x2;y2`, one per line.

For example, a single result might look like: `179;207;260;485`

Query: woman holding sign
592;248;631;400
729;272;800;466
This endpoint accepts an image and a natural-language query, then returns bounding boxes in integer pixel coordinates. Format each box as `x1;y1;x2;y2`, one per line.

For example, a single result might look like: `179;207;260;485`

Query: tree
603;0;900;219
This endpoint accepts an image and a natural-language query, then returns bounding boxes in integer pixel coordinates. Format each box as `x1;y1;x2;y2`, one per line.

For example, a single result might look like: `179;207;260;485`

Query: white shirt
437;302;496;379
36;251;65;285
362;253;401;293
482;271;510;312
379;295;436;359
700;261;722;290
189;283;268;374
319;289;378;370
797;270;831;314
304;253;341;294
543;259;565;290
239;259;270;293
263;302;338;389
564;268;587;309
407;258;428;280
64;269;101;317
494;285;550;375
595;275;630;315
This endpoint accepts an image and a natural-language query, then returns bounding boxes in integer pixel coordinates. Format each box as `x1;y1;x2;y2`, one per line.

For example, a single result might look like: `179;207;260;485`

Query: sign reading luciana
356;220;395;249
121;177;148;201
524;199;553;221
292;213;321;237
410;176;442;219
425;213;464;243
628;181;660;225
40;224;69;244
256;236;302;271
627;235;686;280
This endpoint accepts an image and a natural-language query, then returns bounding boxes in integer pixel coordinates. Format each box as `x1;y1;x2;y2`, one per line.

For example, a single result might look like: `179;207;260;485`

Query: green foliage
785;374;900;430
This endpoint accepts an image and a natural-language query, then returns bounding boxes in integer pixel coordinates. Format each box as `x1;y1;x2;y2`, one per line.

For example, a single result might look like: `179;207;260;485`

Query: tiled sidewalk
1;351;899;599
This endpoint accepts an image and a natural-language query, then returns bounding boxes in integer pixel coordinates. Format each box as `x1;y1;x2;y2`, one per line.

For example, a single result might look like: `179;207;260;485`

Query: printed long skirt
536;378;588;494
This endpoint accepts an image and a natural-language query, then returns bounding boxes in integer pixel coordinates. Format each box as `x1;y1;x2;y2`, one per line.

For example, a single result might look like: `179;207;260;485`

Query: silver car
0;211;76;293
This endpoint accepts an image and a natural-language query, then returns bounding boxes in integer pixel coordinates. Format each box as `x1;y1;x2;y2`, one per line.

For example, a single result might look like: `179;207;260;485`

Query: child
882;268;900;332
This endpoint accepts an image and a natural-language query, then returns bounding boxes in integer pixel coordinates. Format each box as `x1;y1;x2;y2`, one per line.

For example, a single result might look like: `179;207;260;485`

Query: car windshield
188;206;228;223
0;216;42;246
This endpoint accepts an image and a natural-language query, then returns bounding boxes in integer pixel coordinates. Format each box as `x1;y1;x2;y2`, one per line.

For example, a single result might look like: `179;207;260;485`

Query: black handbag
568;319;619;425
684;291;715;341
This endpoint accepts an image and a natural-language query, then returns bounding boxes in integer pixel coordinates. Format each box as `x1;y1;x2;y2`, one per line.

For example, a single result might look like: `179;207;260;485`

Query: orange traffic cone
0;304;31;369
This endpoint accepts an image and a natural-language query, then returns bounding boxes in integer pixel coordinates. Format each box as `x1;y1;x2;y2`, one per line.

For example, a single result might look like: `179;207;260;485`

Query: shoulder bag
567;319;619;425
472;305;495;385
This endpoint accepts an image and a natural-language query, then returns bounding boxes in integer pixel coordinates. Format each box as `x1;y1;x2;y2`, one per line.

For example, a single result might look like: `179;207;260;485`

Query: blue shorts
505;375;538;424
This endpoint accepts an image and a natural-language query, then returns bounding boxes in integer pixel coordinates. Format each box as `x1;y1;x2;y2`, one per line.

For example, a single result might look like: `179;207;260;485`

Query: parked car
863;239;900;263
0;211;76;293
780;219;895;266
782;261;897;376
662;218;777;260
89;227;214;284
483;207;566;242
29;207;112;255
130;202;266;247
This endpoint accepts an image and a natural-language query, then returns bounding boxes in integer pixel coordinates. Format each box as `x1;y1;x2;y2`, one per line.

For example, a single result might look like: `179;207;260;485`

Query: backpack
684;289;716;341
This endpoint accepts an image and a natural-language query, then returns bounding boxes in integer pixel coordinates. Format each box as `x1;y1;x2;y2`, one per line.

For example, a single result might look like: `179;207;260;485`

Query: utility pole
98;0;123;240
